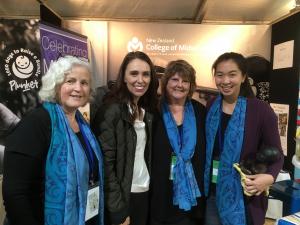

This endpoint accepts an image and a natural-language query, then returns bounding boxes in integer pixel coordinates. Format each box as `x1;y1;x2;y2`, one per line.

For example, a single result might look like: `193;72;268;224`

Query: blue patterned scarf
204;95;247;225
162;100;201;211
43;102;104;225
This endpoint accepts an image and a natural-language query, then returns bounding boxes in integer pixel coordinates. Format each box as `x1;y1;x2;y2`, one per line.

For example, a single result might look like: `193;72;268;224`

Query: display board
270;12;300;172
107;22;271;88
39;22;88;74
0;19;41;118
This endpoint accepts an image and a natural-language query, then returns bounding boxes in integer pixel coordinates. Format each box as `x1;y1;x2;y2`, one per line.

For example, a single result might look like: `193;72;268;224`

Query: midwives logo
4;48;41;92
127;37;143;52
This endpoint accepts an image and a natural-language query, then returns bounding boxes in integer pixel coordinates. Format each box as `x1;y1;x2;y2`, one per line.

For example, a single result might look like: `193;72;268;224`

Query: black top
210;112;231;194
3;107;98;225
150;100;206;223
76;132;99;184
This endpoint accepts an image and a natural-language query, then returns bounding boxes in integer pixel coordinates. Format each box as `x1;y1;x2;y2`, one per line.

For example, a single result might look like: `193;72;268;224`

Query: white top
130;108;150;193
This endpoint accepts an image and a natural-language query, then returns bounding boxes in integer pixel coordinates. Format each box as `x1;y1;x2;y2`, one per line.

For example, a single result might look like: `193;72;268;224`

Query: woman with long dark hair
204;52;283;225
92;51;158;225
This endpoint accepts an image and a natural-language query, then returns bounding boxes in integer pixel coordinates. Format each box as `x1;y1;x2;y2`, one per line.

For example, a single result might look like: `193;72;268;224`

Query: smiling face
214;59;246;101
58;65;91;114
16;55;30;68
124;58;151;104
166;73;191;103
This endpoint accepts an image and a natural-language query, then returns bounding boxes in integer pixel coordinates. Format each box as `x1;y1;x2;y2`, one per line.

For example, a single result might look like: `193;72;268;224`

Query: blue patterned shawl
162;100;201;211
43;102;104;225
204;95;247;225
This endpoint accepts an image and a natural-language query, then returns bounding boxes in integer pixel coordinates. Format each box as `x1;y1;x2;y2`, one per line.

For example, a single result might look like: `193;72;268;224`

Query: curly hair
38;55;91;103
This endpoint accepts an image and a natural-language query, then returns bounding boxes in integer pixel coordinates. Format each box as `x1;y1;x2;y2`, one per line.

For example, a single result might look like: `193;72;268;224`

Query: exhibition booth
1;2;300;224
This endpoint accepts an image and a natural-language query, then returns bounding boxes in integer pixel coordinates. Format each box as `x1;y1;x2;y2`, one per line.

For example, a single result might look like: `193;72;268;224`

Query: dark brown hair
104;51;158;120
212;52;254;98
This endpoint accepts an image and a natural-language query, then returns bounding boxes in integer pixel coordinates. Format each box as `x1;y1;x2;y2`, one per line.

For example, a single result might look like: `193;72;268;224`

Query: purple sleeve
261;103;284;180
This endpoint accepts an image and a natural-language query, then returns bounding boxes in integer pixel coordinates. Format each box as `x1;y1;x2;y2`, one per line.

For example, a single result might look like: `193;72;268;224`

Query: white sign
270;103;289;156
273;40;294;70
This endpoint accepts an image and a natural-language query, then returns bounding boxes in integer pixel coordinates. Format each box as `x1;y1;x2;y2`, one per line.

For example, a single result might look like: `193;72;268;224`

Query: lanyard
218;101;224;154
78;118;95;182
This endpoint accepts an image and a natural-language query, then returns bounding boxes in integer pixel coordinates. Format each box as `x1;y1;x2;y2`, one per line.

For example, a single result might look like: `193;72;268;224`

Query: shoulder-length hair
212;52;254;98
161;59;196;101
38;55;91;103
104;51;158;114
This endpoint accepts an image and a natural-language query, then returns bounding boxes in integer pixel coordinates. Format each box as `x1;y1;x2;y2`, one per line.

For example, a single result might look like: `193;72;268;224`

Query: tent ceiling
0;0;298;24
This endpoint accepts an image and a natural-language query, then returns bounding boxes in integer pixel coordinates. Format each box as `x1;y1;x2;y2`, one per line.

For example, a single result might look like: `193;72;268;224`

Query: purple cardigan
208;97;284;225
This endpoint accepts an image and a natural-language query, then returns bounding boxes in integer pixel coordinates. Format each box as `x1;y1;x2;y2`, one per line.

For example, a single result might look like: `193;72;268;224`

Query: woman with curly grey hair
3;55;104;225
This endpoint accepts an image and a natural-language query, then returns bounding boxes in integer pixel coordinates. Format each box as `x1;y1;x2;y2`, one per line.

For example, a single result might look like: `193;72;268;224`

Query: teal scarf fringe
162;100;201;211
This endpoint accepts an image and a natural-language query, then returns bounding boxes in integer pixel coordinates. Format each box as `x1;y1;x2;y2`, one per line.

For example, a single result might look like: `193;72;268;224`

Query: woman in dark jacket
92;51;158;225
149;60;206;225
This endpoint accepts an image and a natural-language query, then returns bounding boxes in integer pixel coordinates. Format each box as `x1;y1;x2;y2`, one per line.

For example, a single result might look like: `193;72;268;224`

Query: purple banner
39;23;88;75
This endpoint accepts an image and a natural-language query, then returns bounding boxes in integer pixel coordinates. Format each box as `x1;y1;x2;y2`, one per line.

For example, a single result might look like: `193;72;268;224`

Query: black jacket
92;103;153;224
150;99;206;223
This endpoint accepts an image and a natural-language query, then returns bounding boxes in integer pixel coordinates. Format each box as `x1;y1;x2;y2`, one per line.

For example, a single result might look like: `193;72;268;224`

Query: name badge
85;184;99;221
212;160;219;184
169;154;177;180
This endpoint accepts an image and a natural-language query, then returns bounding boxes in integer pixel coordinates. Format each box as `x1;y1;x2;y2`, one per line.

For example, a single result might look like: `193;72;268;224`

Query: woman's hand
120;216;130;225
244;174;274;196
